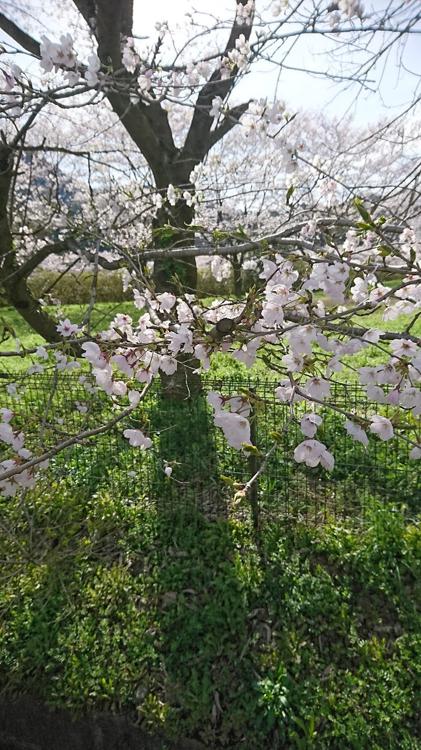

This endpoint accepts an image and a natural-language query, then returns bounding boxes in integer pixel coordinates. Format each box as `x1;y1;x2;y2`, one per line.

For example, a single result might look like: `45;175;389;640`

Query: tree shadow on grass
142;389;228;520
148;505;266;749
0;474;267;749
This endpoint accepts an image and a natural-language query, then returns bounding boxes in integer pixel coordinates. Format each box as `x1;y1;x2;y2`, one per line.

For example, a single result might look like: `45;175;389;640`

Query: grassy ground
1;302;420;748
1;302;420;377
0;303;137;369
0;484;419;749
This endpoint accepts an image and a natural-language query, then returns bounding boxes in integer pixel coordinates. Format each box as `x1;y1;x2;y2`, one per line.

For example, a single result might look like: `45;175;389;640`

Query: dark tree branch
208;102;251;150
71;0;178;187
14;239;78;280
72;0;132;69
0;145;63;344
82;251;126;270
105;93;177;187
15;241;128;279
182;0;254;167
0;12;40;56
0;4;179;190
70;0;96;31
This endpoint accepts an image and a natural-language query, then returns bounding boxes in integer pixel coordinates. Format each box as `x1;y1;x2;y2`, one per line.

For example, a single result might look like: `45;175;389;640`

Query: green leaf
354;197;373;226
242;443;262;456
233;224;249;239
212;229;229;243
378;245;392;258
286;185;295;206
220;474;235;487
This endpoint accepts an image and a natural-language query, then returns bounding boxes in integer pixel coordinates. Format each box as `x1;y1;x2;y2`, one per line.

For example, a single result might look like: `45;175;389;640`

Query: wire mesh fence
1;373;419;523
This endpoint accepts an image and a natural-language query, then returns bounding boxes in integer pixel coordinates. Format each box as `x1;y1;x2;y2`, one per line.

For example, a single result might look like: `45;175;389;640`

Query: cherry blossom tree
0;0;420;498
1;193;420;497
1;0;420;331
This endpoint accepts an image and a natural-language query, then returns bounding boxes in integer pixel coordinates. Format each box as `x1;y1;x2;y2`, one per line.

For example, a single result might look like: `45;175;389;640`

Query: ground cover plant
1;370;419;515
0;484;419;749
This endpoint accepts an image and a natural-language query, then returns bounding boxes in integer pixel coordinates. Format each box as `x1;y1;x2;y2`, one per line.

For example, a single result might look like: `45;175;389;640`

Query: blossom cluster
0;408;48;496
236;0;255;26
39;33;102;88
224;34;251;73
207;391;252;450
241;99;286;137
0;212;420;497
338;0;364;19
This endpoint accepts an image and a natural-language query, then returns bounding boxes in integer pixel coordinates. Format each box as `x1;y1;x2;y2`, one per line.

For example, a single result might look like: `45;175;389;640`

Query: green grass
207;308;421;381
0;303;137;374
0;304;419;748
0;484;419;749
1;303;420;378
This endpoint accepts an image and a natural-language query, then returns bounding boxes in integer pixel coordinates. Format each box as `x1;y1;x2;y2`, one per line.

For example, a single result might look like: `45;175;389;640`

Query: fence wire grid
1;373;419;523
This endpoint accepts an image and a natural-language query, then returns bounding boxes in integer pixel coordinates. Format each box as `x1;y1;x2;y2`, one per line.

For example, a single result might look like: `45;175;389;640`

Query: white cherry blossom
390;339;418;359
294;440;334;471
214;411;251;450
304;377;331;401
300;412;323;438
56;318;81;337
82;342;108;369
409;446;421;460
345;420;368;447
369;415;394;441
123;429;152;449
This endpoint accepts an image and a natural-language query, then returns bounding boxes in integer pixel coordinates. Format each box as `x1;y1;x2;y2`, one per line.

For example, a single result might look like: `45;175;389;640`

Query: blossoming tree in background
0;0;420;497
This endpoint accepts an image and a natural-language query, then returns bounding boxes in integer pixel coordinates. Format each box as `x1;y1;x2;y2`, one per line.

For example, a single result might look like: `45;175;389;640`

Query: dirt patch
0;695;204;750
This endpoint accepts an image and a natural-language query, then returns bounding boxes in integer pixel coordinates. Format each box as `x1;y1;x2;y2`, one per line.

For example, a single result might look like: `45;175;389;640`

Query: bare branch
208;102;251;150
182;0;255;167
0;12;40;57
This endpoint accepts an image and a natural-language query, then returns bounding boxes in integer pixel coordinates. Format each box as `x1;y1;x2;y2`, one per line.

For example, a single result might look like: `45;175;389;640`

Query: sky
132;0;421;126
1;0;420;127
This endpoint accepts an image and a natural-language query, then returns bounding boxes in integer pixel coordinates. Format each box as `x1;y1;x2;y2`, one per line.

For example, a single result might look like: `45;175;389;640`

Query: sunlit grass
0;302;137;375
1;302;419;378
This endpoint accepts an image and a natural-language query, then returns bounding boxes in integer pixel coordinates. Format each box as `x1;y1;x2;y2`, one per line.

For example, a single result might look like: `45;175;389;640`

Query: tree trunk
148;190;221;514
152;195;197;294
3;275;63;344
0;146;62;346
150;188;202;399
